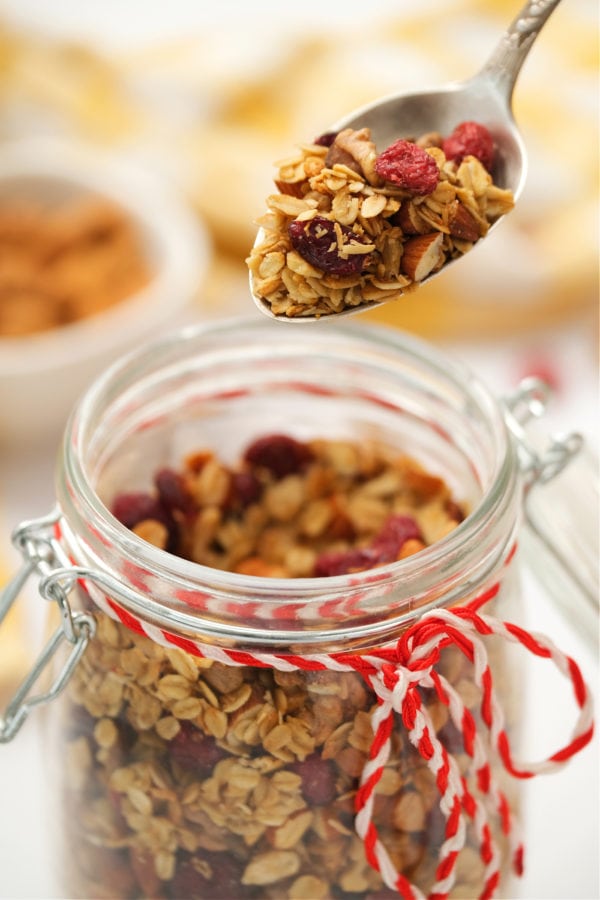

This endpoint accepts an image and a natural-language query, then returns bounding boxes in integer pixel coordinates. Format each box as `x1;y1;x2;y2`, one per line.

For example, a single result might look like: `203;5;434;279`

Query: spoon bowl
251;0;562;322
332;78;527;204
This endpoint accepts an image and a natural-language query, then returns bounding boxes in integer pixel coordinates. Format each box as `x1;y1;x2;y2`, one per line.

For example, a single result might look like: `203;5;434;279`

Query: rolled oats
242;849;301;886
169;697;204;720
289;874;329;899
93;717;118;750
155;716;181;741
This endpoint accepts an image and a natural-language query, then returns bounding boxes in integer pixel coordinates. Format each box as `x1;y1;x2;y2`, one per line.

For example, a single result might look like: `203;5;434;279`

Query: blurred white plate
0;137;211;446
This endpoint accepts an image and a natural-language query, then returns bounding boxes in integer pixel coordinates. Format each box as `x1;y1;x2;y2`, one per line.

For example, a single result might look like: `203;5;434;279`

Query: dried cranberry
314;515;422;576
154;467;194;514
292;753;337;805
170;722;225;774
230;471;263;507
375;139;439;195
112;487;181;553
442;120;494;171
169;853;247;900
313;547;377;577
371;514;422;562
314;131;338;147
243;434;313;480
169;858;206;900
209;854;246;899
111;491;164;529
288;216;372;276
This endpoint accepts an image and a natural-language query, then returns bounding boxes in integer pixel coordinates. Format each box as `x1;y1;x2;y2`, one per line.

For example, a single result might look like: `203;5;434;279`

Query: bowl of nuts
0;137;210;446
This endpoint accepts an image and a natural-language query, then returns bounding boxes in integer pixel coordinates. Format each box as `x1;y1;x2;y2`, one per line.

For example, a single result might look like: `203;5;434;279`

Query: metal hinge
503;377;597;638
0;509;96;743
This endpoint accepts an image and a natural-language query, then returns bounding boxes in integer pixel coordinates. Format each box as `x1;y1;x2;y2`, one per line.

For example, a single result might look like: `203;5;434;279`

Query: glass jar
0;319;593;900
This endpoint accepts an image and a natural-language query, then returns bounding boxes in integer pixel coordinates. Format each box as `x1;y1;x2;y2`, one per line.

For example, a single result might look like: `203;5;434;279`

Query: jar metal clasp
503;377;584;486
503;377;598;642
0;508;96;743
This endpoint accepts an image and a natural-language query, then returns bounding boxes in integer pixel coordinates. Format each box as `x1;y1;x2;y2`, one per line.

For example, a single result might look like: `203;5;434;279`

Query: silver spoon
251;0;562;322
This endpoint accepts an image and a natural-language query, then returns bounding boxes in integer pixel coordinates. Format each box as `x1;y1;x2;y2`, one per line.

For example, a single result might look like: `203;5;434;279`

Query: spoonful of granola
247;0;562;320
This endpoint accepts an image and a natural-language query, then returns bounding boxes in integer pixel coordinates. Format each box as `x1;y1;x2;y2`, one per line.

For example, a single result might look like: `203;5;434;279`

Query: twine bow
352;606;595;900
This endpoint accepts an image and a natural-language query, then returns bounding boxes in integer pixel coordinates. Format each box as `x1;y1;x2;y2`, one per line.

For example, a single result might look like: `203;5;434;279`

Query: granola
247;124;514;318
113;433;465;578
60;615;514;899
54;435;517;898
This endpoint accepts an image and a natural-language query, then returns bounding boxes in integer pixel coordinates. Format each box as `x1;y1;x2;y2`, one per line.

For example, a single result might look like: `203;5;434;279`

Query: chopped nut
332;128;380;185
448;199;481;242
400;232;444;281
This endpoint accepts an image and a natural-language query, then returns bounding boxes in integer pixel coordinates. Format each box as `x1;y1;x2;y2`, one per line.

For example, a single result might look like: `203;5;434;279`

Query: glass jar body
48;320;524;899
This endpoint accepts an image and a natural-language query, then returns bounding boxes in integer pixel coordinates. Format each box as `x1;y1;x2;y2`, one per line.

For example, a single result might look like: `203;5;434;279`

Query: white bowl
0;138;211;446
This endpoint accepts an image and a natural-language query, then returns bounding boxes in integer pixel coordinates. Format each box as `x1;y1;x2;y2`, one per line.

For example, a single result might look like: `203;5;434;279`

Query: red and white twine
78;568;593;900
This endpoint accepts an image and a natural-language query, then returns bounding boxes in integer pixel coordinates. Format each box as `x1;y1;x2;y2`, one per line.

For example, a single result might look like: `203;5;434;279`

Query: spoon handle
478;0;563;102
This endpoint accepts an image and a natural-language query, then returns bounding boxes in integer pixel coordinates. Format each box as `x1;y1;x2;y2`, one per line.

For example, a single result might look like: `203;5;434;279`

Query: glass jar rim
58;317;521;647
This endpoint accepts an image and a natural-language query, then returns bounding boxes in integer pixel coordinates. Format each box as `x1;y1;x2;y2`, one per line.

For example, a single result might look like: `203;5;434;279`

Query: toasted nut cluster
0;197;151;336
111;433;466;578
246;125;514;318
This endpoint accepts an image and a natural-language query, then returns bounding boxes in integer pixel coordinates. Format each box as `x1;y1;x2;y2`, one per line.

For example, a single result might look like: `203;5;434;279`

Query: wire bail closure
0;509;96;743
502;377;598;626
502;376;583;489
